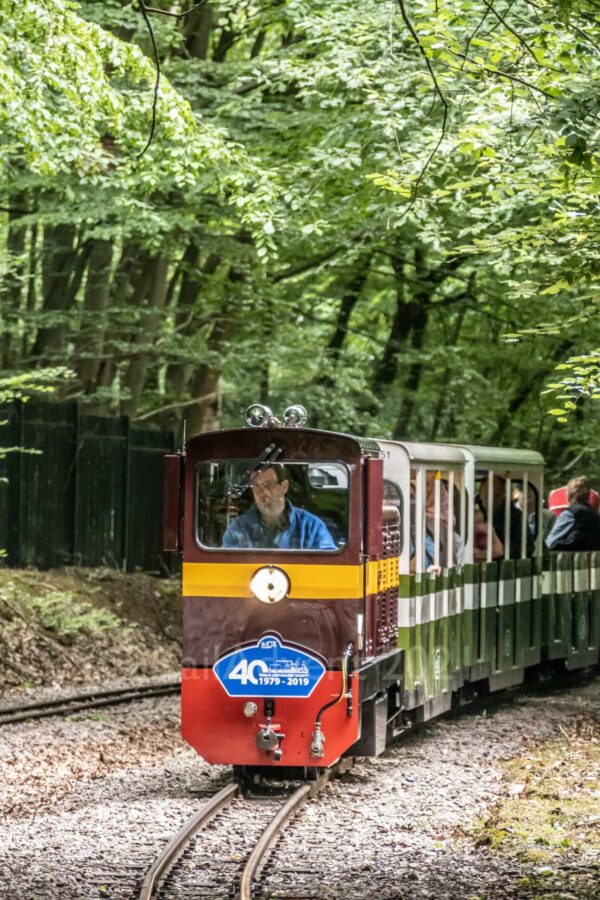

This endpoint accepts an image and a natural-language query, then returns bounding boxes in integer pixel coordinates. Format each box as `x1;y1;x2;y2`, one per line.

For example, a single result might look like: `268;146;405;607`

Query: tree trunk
165;245;218;399
429;307;467;441
75;239;114;394
1;203;27;368
391;307;429;439
370;255;412;396
392;246;431;438
326;253;371;372
82;243;144;414
121;255;169;418
311;253;372;427
185;264;245;435
491;338;575;445
31;223;78;360
183;3;213;59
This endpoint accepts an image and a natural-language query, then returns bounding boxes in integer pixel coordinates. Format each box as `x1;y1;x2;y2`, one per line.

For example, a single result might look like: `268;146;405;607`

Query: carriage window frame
474;470;539;561
410;467;466;572
382;479;404;555
194;458;351;553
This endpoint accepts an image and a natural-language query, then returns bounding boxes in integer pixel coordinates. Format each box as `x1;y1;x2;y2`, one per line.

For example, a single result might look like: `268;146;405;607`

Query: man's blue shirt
222;500;336;550
546;509;576;550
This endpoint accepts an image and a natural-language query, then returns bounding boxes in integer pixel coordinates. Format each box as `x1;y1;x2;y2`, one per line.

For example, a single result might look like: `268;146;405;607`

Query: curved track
0;679;181;726
139;758;354;900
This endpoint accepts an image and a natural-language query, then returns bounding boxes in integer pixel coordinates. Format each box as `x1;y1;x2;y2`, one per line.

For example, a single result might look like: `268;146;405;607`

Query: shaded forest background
0;0;598;480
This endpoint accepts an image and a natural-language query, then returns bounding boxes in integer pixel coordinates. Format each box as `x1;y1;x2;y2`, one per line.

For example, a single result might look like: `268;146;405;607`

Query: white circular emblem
250;566;290;604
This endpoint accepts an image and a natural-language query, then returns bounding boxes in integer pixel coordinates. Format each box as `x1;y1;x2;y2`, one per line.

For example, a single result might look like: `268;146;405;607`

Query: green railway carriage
380;441;548;722
165;406;600;775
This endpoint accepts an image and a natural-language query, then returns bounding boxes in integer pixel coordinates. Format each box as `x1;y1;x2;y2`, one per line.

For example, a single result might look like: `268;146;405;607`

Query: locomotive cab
167;410;403;771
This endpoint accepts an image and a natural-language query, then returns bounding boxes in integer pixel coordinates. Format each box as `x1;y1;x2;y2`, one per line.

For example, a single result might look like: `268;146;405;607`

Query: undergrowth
29;591;122;635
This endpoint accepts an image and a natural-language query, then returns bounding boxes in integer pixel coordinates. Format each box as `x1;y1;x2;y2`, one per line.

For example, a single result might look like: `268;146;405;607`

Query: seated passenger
425;472;463;567
477;473;533;560
222;464;336;550
473;505;504;563
546;476;600;552
512;484;554;543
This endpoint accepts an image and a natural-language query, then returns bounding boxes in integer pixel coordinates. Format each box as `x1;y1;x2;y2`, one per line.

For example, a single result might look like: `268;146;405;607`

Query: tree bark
326;254;371;371
121;255;169;418
183;3;213;59
370;254;410;396
1;203;27;368
31;223;78;360
429;307;467;441
75;239;114;394
164;247;222;407
185;266;246;435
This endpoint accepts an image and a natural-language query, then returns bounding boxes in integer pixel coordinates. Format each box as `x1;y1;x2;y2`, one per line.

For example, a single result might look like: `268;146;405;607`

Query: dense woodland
0;0;598;478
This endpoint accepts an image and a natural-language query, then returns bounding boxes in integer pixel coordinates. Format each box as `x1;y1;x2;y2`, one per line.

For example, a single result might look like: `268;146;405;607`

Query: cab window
196;460;349;551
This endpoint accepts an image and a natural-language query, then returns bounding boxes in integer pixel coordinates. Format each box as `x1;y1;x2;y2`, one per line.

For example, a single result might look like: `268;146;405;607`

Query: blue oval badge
213;634;326;698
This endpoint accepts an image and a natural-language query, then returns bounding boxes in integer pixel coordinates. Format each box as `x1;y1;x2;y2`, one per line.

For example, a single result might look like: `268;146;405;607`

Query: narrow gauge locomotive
163;405;600;777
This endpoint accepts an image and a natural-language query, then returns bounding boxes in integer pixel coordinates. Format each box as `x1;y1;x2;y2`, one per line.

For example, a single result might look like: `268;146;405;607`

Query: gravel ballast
0;678;598;899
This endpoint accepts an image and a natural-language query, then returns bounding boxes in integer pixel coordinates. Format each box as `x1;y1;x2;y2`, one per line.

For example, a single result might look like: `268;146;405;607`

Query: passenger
477;474;534;560
222;464;336;550
512;484;554;543
545;476;600;552
425;473;463;567
473;504;504;563
408;530;440;575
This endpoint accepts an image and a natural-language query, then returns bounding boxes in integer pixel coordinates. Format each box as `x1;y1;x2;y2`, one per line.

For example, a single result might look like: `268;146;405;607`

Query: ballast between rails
138;781;240;900
0;679;181;726
138;757;354;900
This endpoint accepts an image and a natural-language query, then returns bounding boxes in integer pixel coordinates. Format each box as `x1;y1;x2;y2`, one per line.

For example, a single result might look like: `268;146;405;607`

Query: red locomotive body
164;419;403;775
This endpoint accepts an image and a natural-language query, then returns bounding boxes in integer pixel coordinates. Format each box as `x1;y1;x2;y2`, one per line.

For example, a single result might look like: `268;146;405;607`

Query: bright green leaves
542;353;600;421
0;0;275;244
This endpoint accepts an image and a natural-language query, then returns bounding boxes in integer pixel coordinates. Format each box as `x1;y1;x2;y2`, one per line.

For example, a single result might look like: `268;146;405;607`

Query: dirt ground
0;567;182;692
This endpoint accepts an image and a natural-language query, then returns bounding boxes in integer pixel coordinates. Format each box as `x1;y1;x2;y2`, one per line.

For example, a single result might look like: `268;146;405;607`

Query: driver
222;464;336;550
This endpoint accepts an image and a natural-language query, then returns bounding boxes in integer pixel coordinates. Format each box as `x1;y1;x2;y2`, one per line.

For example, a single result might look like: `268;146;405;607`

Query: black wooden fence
0;401;176;571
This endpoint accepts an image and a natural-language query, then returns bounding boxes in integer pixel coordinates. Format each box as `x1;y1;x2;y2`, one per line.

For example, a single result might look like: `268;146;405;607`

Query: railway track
0;679;181;726
139;758;354;900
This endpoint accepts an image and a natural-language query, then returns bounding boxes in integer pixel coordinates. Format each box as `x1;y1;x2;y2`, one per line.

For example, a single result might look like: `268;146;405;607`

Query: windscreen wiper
229;443;283;499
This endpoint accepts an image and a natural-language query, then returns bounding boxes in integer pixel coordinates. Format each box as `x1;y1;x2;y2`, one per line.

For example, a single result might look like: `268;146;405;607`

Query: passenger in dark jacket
477;473;534;559
546;476;600;551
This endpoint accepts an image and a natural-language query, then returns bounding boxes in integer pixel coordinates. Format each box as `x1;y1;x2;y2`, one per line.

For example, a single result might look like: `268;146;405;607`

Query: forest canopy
0;0;598;477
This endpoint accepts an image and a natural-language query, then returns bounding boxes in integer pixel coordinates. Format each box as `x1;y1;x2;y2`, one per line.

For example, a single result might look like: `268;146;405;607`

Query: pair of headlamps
245;404;308;428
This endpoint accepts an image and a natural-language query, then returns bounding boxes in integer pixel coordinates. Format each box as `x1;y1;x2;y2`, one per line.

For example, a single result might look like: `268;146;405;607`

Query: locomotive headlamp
243;702;258;718
245;403;273;427
250;566;290;604
283;404;308;427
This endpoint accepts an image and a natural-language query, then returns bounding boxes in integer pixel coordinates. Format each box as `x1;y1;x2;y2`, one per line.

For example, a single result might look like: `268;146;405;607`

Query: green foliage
0;0;599;480
0;0;274;239
0;369;73;404
543;352;600;422
29;590;122;635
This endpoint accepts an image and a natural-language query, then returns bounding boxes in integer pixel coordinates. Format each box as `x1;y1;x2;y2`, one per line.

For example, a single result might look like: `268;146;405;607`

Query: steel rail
239;756;354;900
0;680;181;726
138;781;240;900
